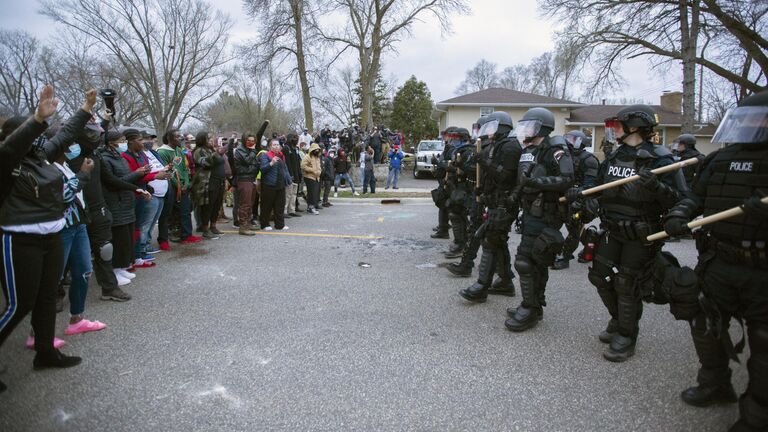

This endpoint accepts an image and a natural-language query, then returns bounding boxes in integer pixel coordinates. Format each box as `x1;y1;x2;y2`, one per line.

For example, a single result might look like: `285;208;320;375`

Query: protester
385;145;404;189
259;139;291;230
301;143;322;214
369;127;382;164
157;128;200;246
0;86;94;393
283;133;302;218
333;148;358;197
192;131;225;239
320;148;336;207
100;129;153;275
362;145;376;194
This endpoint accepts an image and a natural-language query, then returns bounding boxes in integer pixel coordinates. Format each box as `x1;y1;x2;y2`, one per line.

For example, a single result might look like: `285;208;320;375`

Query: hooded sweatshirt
300;143;322;181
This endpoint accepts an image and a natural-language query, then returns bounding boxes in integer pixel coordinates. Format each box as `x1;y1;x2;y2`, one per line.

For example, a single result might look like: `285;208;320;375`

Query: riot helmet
711;90;768;146
672;133;696;152
604;104;658;144
442;126;458;144
516;107;555;144
478;111;513;140
472;115;492;140
454;127;471;142
565;130;590;153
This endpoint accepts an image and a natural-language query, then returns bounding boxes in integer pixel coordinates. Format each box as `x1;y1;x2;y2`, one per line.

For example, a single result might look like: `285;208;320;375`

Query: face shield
515;120;542;143
711;106;768;146
604;119;623;144
565;134;583;150
478;120;499;139
471;123;480;140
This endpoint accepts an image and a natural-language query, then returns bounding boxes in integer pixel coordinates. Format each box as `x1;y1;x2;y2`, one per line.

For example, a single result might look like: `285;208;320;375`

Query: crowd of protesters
0;85;410;394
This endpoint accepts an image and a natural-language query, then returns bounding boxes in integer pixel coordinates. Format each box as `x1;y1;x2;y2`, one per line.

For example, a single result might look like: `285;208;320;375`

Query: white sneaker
264;226;273;231
281;226;290;231
117;268;136;279
311;209;319;215
114;272;131;286
354;192;360;196
333;192;338;198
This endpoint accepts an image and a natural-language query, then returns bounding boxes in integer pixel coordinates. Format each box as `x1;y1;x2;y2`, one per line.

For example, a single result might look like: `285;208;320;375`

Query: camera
99;88;116;113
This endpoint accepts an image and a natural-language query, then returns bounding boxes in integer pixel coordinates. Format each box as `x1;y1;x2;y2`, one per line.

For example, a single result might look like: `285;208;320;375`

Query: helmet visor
565;134;583;149
471;123;480;140
515;120;542;141
604;119;623;144
711;106;768;145
478;120;499;138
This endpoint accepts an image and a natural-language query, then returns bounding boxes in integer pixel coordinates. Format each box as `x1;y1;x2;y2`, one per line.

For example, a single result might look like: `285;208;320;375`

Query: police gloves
742;193;768;218
637;168;661;191
565;187;582;203
663;216;690;236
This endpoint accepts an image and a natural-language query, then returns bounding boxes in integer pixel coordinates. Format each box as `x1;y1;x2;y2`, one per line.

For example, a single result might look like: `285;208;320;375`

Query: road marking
377;217;385;222
219;231;382;240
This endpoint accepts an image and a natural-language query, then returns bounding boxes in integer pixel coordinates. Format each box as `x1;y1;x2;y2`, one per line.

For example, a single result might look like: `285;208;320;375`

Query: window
480;107;493;116
656;127;666;146
580;127;596;153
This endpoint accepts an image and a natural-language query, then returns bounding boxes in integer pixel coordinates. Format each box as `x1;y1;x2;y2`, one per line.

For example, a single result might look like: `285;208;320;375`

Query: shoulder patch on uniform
520;153;535;163
554;150;566;161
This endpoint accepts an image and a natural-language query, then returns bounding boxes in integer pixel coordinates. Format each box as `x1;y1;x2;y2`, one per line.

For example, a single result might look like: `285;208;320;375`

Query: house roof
567;104;684;126
693;124;717;136
437;87;583;108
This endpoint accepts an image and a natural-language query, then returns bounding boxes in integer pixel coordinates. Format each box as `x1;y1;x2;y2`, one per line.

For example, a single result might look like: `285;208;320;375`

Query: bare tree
455;59;499;94
0;30;41;116
498;64;534;92
321;0;469;128
41;0;233;133
539;0;768;130
242;0;327;132
314;65;358;126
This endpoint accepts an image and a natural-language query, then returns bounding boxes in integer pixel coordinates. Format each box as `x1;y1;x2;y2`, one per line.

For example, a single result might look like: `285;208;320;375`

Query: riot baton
647;196;768;242
558;157;699;203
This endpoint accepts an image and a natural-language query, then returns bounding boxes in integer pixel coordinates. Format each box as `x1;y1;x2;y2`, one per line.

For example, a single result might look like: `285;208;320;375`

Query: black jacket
233;144;259;181
99;146;142;226
321;155;335;181
284;144;302;183
0;109;92;226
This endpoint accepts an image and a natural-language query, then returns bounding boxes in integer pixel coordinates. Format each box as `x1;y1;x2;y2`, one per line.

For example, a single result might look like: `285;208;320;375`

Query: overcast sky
1;0;682;106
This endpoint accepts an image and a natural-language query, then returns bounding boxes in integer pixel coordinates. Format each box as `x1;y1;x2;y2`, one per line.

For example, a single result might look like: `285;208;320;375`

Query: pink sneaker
26;336;67;350
64;319;107;335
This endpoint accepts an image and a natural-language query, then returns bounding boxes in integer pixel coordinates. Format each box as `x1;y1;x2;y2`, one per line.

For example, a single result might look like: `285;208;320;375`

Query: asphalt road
0;199;744;431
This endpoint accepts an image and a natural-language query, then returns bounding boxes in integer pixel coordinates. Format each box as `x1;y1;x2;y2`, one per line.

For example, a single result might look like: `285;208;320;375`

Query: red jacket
122;151;159;196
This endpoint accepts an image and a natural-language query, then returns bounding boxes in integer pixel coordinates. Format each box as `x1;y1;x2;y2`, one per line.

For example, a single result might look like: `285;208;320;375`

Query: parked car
413;139;445;178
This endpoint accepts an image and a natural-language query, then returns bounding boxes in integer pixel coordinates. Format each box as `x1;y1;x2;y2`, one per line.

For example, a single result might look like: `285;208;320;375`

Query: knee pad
614;272;637;297
486;231;507;249
514;256;534;276
98;242;113;261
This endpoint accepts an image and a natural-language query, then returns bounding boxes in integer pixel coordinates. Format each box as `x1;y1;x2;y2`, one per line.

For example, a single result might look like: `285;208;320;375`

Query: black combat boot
444;242;464;258
603;333;636;362
458;249;494;303
551;256;570;270
504;271;541;332
681;384;737;407
598;319;619;343
430;230;449;239
488;249;515;296
447;261;472;277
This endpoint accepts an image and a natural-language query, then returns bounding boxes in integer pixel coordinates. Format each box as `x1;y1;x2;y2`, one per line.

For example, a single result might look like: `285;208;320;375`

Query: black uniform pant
691;255;768;430
588;230;654;338
476;207;515;286
449;202;469;248
259;186;286;229
460;201;484;266
561;218;583;259
87;206;118;294
0;231;63;352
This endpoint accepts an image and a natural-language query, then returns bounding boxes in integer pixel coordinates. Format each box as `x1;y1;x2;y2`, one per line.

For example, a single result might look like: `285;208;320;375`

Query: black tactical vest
453;145;476;182
599;143;668;221
573;150;599;186
703;143;768;242
518;140;564;207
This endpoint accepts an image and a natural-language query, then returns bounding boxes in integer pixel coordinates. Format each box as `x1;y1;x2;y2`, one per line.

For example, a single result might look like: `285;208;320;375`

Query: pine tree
390;76;438;146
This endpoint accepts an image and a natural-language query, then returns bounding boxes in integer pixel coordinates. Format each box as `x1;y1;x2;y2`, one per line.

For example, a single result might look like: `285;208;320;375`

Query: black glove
146;185;155;195
664;216;690;236
742;192;768;218
431;155;438;164
565;187;582;203
637;168;660;191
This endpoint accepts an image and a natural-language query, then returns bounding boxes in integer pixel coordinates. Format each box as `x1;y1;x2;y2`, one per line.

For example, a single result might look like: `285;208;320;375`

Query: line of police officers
429;90;768;432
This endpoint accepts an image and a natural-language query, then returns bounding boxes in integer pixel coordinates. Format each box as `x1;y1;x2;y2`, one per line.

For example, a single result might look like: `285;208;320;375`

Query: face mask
64;143;81;160
117;142;128;153
182;148;189;155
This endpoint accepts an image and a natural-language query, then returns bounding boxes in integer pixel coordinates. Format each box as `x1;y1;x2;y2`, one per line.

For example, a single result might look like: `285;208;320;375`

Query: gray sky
1;0;682;106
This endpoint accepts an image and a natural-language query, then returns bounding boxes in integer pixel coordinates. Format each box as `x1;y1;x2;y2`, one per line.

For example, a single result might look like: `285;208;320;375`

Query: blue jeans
159;187;192;241
359;167;366;189
135;195;164;257
334;173;355;193
386;167;400;188
60;224;93;316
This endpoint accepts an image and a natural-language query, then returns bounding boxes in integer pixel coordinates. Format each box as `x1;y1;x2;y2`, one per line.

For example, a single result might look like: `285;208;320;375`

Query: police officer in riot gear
431;128;457;239
553;130;599;270
458;111;521;302
585;104;687;362
444;128;474;258
671;133;705;187
663;91;768;432
504;108;574;332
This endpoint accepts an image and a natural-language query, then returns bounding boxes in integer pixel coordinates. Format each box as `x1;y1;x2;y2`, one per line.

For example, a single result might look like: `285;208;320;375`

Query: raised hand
82;89;97;113
34;85;59;123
